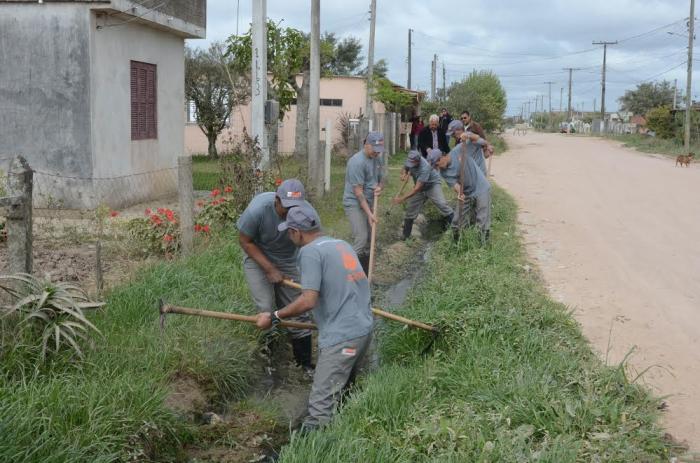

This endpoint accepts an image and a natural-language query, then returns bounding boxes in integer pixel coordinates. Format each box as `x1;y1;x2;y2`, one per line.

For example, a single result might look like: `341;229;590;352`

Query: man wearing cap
237;179;314;371
255;204;373;431
393;149;454;240
438;124;492;243
343;131;385;274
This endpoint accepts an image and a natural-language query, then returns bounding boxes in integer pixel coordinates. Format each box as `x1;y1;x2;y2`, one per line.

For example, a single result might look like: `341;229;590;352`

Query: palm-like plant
0;273;104;360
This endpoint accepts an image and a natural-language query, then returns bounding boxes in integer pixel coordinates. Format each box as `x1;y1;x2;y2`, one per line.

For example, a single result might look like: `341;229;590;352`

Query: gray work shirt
298;236;373;348
236;192;306;266
342;150;383;208
444;143;491;198
408;156;442;188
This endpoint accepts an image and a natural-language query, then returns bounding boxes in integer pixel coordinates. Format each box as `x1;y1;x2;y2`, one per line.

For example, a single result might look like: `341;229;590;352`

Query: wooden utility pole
544;81;554;113
594;97;597;113
563;68;581;121
251;0;268;168
592;40;618;125
442;62;446;101
685;0;695;152
560;87;563;113
673;78;678;109
308;0;322;195
365;0;377;123
407;28;412;89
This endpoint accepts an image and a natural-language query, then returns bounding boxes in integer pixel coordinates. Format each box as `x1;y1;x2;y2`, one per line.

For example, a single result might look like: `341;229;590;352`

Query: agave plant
0;273;104;360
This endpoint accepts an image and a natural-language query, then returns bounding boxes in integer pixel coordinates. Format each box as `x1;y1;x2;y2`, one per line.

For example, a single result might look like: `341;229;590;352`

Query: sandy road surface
495;132;700;450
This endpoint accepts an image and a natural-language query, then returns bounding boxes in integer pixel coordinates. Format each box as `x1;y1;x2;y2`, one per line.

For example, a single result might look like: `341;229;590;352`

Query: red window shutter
130;61;157;140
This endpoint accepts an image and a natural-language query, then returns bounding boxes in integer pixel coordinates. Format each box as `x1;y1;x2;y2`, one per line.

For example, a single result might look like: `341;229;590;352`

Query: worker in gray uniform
393;150;454;240
433;122;492;243
342;131;385;273
237;179;314;371
255;204;373;431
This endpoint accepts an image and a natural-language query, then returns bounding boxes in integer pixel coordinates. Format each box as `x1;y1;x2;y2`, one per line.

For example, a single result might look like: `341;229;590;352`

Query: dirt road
495;132;700;450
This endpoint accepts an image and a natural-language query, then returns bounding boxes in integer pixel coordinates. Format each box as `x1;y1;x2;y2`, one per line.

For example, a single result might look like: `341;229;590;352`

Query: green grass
278;186;674;463
0;239;259;462
603;133;700;158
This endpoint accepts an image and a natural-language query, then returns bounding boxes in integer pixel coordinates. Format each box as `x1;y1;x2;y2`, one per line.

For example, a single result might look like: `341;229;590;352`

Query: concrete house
0;0;206;208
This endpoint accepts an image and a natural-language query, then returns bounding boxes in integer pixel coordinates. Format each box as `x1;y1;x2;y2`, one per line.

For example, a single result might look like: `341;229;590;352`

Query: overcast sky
188;0;696;116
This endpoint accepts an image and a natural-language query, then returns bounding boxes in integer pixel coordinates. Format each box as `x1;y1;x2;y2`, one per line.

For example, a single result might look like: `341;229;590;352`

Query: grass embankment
280;186;674;462
604;133;700;159
0;151;410;462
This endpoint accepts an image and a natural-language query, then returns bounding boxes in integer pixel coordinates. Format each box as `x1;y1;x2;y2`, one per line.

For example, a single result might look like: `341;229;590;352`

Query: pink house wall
185;75;386;155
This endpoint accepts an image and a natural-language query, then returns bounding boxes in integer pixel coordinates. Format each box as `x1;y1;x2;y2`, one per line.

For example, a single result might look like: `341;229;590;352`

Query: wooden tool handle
161;304;317;330
368;194;379;284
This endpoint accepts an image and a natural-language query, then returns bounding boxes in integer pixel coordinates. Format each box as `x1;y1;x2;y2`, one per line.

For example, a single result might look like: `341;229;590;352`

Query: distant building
0;1;206;208
185;75;424;156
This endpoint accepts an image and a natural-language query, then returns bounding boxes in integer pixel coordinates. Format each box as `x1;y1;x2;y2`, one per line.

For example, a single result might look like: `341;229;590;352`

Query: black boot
452;228;460;242
291;335;314;371
402;219;414;240
442;213;454;231
358;253;370;275
480;229;491;246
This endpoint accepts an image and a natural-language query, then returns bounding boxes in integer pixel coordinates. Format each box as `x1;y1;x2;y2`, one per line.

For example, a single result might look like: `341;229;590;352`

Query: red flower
194;224;202;232
157;208;165;214
151;214;162;225
275;178;283;186
145;208;152;215
224;186;233;193
110;210;119;218
165;209;175;222
163;234;173;242
202;225;210;233
210;188;221;198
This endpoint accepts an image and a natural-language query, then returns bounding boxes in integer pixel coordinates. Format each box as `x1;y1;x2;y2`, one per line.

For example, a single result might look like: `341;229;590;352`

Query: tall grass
279;186;673;462
604;133;700;158
0;239;258;462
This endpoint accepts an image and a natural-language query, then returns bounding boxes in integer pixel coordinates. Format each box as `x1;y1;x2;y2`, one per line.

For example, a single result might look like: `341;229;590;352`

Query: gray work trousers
452;191;491;233
303;332;372;428
242;256;312;339
345;205;372;257
405;183;453;220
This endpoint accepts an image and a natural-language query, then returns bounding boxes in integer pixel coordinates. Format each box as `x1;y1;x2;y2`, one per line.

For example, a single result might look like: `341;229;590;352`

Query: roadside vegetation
280;186;675;462
604;133;700;159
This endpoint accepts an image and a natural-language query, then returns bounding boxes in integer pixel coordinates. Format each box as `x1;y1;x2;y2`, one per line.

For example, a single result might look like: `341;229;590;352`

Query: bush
646;106;676;139
126;208;181;256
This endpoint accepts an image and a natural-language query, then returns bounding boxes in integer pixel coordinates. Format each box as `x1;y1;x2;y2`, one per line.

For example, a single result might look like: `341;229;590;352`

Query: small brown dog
676;153;695;167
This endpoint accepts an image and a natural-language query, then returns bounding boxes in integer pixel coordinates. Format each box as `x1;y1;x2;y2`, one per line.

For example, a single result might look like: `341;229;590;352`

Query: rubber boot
402;219;414;240
291;335;314;372
452;228;460;242
442;213;454;231
358;253;370;275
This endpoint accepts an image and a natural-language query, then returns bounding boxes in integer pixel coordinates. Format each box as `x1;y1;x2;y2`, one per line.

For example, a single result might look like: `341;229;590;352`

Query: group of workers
236;109;494;432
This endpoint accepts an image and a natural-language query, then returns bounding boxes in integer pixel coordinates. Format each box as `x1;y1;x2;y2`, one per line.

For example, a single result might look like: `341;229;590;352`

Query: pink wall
185;76;386;155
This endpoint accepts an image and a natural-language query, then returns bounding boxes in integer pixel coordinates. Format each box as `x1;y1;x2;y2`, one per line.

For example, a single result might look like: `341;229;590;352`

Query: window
320;98;343;107
186;100;197;123
131;60;157;140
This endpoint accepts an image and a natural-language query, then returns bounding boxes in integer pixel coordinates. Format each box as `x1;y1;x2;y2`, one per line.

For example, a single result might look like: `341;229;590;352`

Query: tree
446;70;507;132
372;77;413;113
618;81;675;116
646;106;676;139
185;43;250;157
358;58;388;78
227;23;365;160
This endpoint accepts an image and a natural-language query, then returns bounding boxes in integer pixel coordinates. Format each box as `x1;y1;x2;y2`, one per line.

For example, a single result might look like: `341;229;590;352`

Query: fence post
178;156;194;256
6;156;33;274
324;119;332;194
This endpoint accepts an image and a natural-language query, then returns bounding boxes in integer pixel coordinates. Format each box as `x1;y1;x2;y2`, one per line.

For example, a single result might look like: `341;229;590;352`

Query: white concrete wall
89;10;184;206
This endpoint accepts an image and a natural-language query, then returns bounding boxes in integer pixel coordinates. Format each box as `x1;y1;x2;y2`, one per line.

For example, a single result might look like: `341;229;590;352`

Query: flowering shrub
196;186;237;231
126;207;180;255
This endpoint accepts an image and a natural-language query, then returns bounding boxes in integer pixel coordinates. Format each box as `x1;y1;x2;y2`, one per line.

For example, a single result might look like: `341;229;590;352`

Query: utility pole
251;0;268;168
527;100;531;119
594;98;597;113
563;68;581;121
685;0;695;152
673;78;678;109
407;28;412;89
431;54;437;100
442;62;446;101
592;40;618;124
544;81;554;113
560;87;563;113
308;0;321;195
365;0;377;124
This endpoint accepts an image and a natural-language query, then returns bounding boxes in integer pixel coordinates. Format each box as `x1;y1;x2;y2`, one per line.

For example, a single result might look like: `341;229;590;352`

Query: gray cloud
190;0;695;115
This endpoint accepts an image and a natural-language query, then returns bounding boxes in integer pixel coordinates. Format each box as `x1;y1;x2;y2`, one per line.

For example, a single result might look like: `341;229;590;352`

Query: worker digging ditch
255;204;373;433
237;179;315;373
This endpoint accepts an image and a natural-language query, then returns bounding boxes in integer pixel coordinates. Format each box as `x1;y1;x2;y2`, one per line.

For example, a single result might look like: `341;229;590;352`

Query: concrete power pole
431;54;437;100
308;0;322;195
592;40;618;124
251;0;268;168
594;98;597;112
685;0;695;152
365;0;377;123
442;62;446;101
544;81;554;113
407;28;412;89
560;87;563;113
674;78;678;110
563;68;580;121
